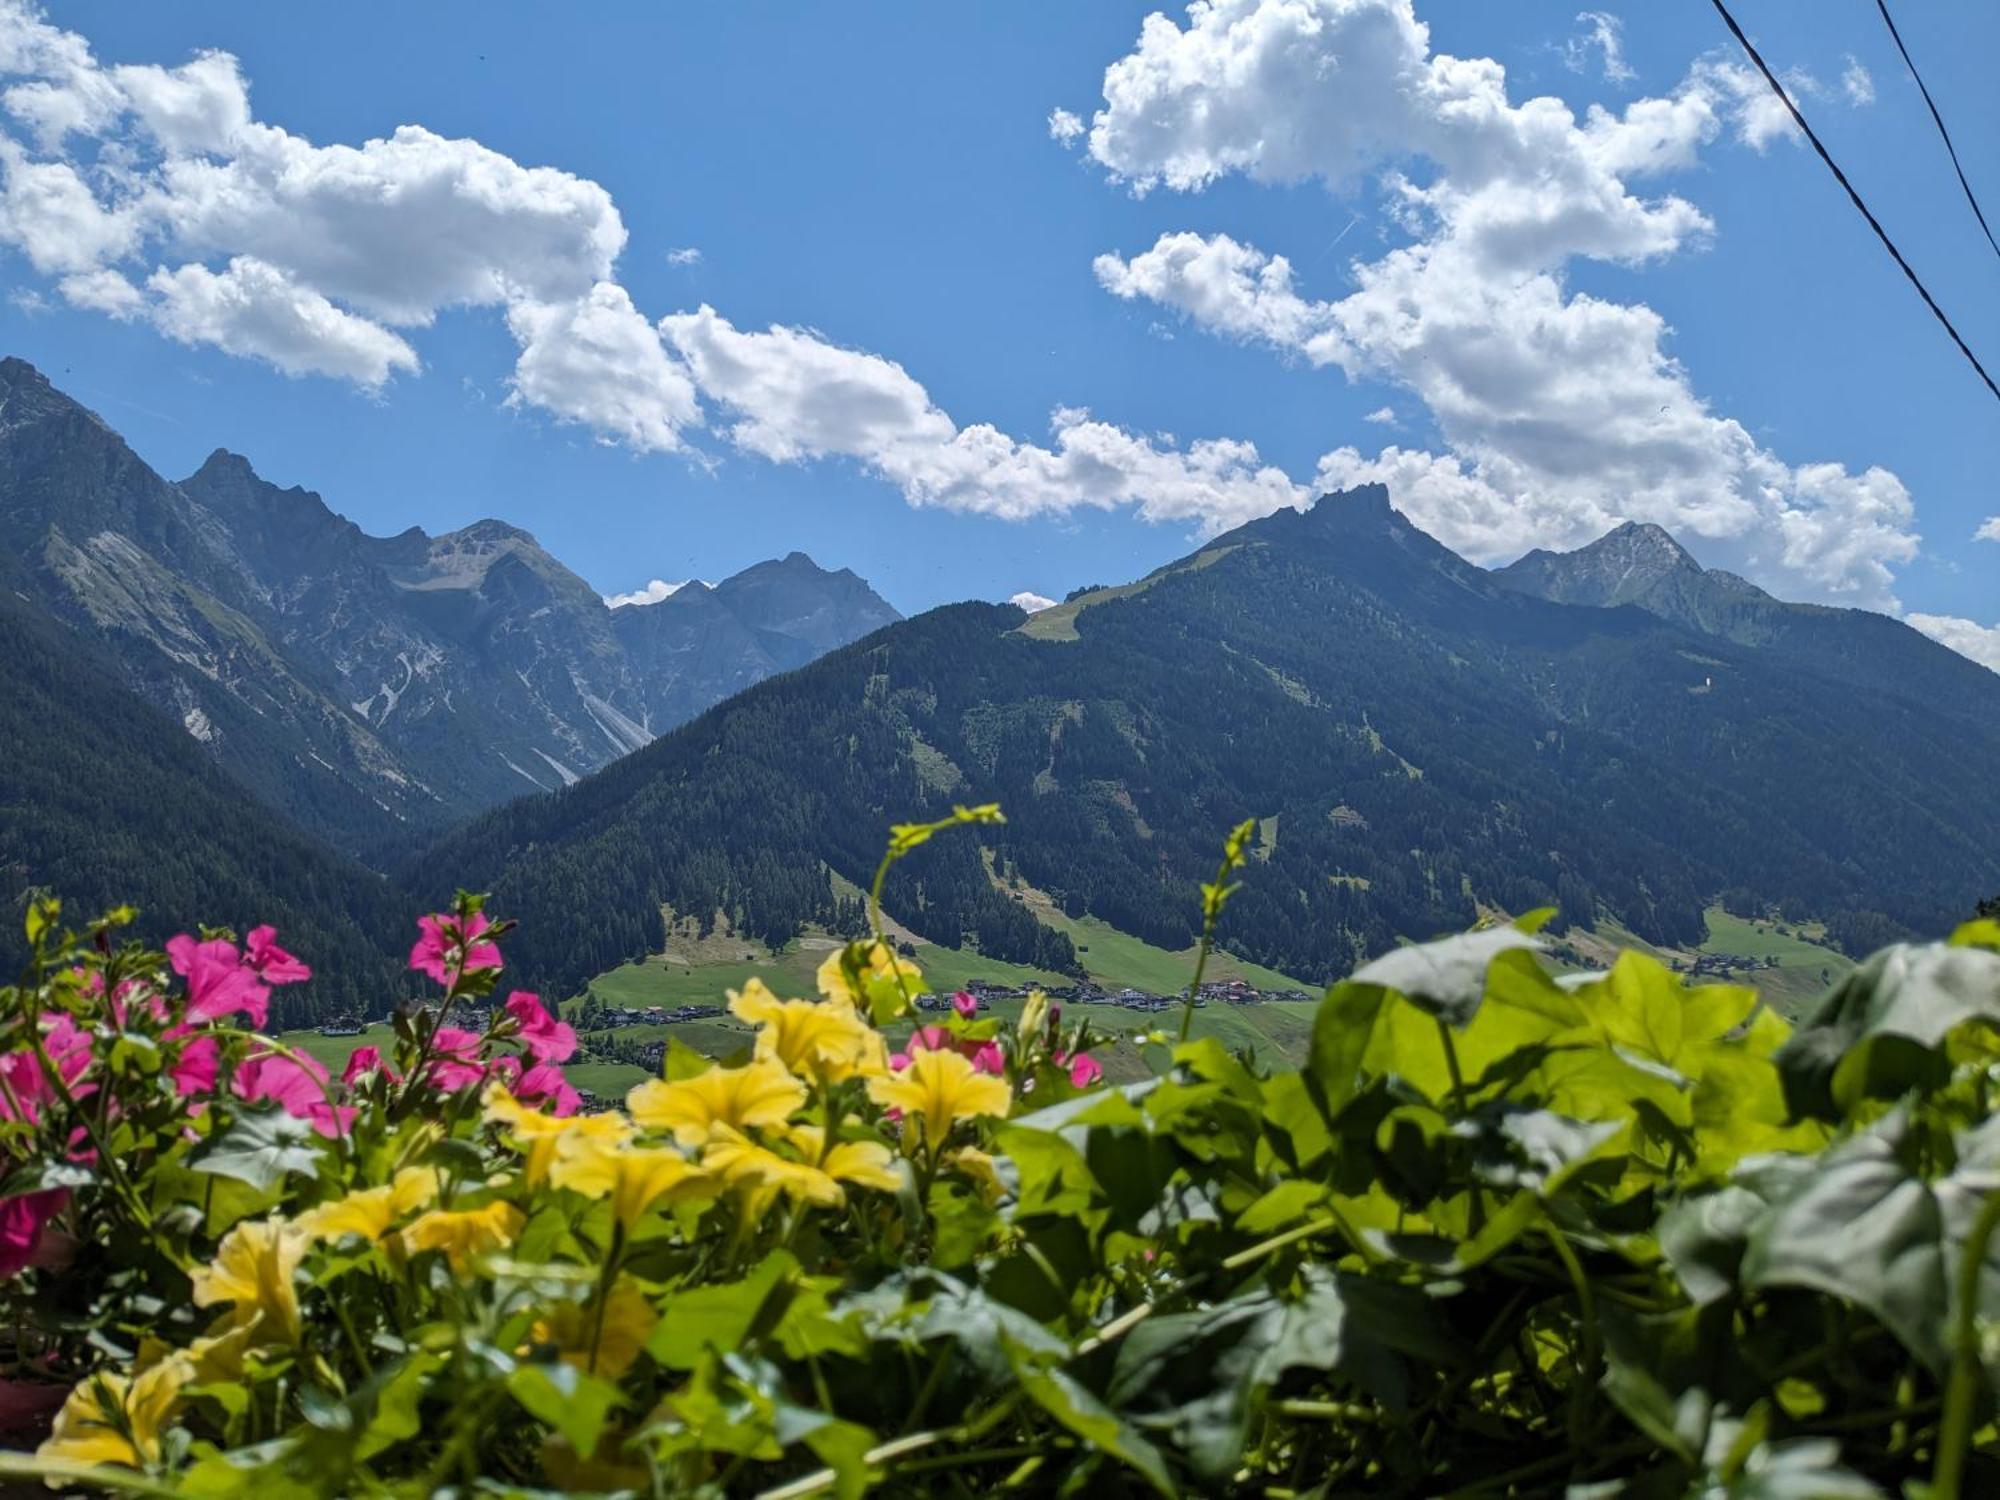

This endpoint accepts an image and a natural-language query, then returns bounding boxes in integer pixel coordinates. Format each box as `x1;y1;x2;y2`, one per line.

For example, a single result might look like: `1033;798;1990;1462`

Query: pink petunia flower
236;1051;353;1138
423;1027;487;1092
340;1046;395;1088
971;1042;1006;1076
516;1061;580;1117
0;1190;70;1278
169;1034;221;1097
408;912;503;987
166;935;270;1028
503;991;576;1064
952;991;978;1020
1066;1052;1103;1088
244;926;312;985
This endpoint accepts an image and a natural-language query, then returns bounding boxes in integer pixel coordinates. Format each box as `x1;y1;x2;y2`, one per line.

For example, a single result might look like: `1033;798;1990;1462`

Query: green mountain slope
418;487;2000;1000
0;592;409;1028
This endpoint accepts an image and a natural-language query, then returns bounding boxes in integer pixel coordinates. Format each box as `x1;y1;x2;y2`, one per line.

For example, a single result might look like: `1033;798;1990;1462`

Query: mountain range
0;358;898;861
423;485;2000;1000
4;357;1996;1024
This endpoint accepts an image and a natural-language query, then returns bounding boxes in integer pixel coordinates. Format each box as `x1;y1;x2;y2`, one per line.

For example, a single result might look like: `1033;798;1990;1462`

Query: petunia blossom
516;1061;580;1117
236;1051;353;1138
169;1034;221;1098
1064;1052;1103;1088
166;935;270;1028
424;1027;487;1092
340;1046;396;1088
503;991;576;1063
408;912;503;987
244;926;312;985
952;991;978;1019
0;1189;70;1278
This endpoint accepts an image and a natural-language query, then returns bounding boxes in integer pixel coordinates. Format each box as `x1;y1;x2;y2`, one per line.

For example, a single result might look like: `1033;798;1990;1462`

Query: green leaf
507;1362;620;1455
1347;924;1544;1027
1307;981;1389;1115
645;1251;799;1371
1002;1335;1175;1496
189;1106;321;1191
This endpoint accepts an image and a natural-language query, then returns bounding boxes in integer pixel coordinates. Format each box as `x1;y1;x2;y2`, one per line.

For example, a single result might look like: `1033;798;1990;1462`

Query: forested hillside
0;593;407;1028
420;486;2000;1000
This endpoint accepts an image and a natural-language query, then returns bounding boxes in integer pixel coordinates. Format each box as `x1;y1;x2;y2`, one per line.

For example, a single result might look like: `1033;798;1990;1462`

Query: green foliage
7;832;2000;1496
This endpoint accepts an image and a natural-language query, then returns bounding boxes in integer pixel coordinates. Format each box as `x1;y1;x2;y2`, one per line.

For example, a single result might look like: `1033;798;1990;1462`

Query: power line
1874;0;2000;264
1706;0;1999;405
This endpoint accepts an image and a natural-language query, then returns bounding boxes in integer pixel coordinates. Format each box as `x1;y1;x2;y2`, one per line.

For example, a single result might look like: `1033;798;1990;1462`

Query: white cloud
666;245;701;266
1841;56;1874;107
147;256;419;385
1976;517;2000;543
605;578;691;608
506;281;698;451
1009;590;1059;613
1363;405;1396;424
1082;0;1917;606
58;265;141;315
660;304;1306;526
1907;614;2000;674
1047;107;1084;144
1565;12;1633;85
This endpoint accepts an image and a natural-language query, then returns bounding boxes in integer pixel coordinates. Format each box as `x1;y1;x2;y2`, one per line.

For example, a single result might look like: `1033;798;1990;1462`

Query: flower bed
2;812;1998;1495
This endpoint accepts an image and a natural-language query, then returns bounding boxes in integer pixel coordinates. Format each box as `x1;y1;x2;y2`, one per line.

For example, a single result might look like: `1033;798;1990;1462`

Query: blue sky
1;2;1994;655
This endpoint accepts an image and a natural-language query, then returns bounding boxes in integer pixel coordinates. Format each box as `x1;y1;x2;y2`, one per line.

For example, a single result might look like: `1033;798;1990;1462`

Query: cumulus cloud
1047;108;1084;144
1363;405;1396;424
661;304;1306;526
605;578;693;608
1977;517;2000;543
1565;12;1633;85
506;282;698;451
1082;0;1915;606
1009;590;1059;613
1907;614;2000;674
147;256;419;385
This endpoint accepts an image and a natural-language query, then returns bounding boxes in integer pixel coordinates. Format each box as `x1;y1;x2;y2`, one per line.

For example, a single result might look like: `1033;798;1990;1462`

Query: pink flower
408;912;502;987
1066;1052;1103;1089
340;1047;395;1088
236;1051;352;1138
0;1190;69;1278
166;935;270;1028
971;1042;1005;1076
244;926;312;985
516;1061;580;1117
424;1027;486;1092
952;992;978;1020
503;991;576;1064
169;1034;220;1097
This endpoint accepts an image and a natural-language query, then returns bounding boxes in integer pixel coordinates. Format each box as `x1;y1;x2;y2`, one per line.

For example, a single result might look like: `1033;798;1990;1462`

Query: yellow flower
550;1137;715;1230
867;1048;1012;1145
1018;989;1049;1044
528;1276;659;1380
190;1218;308;1344
816;939;922;1011
701;1125;842;1216
297;1166;441;1244
627;1059;806;1147
785;1124;905;1195
729;978;889;1083
400;1201;525;1272
39;1357;189;1470
485;1085;634;1185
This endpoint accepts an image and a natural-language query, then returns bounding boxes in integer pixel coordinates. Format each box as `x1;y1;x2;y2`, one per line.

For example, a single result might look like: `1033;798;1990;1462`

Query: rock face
0;357;900;858
1495;519;2000;729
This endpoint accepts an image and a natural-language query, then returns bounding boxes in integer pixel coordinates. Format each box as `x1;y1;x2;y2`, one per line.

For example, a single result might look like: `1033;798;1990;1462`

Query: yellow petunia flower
785;1124;905;1194
190;1218;309;1344
729;978;889;1084
297;1166;441;1245
38;1357;190;1470
700;1125;843;1216
550;1137;715;1230
867;1048;1012;1145
399;1200;525;1272
528;1275;659;1380
816;939;922;1010
627;1059;806;1147
485;1085;634;1185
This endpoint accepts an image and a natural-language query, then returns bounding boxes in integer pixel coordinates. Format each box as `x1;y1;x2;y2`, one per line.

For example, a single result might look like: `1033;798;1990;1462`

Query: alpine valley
4;360;1997;1027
